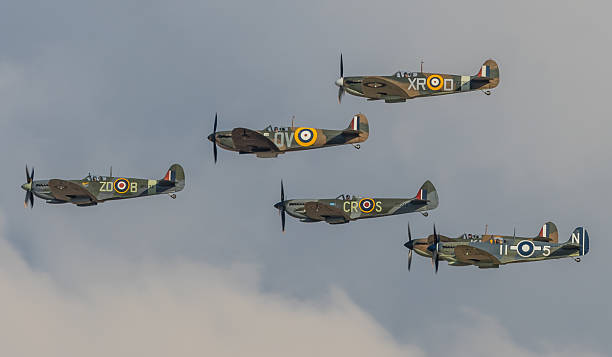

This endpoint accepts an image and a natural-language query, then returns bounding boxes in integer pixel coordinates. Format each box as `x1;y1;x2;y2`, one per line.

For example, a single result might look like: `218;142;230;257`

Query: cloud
0;212;604;357
0;214;424;357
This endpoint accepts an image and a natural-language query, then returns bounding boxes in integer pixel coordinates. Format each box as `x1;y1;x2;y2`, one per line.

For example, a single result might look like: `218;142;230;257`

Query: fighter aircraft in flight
274;180;438;231
335;54;499;103
404;222;589;273
207;113;369;161
21;164;185;207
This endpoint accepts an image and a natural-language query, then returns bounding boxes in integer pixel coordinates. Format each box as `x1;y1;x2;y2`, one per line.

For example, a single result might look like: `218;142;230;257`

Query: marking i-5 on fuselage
207;113;369;161
404;222;589;273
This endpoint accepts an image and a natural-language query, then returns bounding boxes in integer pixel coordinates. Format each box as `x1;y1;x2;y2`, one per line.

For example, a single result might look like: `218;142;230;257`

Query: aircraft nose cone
207;133;216;143
21;183;27;191
274;202;283;210
335;78;344;87
404;241;414;250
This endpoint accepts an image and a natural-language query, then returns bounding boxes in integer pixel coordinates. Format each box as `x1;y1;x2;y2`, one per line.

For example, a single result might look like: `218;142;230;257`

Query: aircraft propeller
208;113;218;163
404;222;414;271
22;165;34;208
335;53;345;103
277;180;286;232
427;224;440;274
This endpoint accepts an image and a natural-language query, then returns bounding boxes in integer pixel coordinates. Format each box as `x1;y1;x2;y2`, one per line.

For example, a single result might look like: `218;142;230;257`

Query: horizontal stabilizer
471;76;494;82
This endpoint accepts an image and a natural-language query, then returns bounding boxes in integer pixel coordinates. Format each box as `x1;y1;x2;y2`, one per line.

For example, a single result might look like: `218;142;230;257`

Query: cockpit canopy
394;71;419;78
335;194;362;201
83;173;110;182
263;125;291;132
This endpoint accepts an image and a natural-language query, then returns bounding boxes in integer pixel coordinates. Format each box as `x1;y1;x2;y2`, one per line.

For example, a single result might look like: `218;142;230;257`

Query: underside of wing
454;245;501;265
361;77;408;100
231;128;279;153
48;179;98;206
304;201;349;223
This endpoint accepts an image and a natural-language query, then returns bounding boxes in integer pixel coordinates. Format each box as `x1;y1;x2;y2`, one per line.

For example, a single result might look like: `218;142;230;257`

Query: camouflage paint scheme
405;222;589;270
21;164;185;207
336;58;499;103
208;114;369;158
275;181;438;225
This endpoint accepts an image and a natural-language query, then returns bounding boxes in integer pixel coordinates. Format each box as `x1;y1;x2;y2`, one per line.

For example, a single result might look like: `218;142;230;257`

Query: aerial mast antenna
291;115;295;129
420;60;424;73
110;166;112;177
484;224;488;236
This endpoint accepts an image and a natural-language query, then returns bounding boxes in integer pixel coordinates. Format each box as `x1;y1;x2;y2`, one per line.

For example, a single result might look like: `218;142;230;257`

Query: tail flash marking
539;224;547;238
416;189;427;201
351;116;359;131
479;65;490;77
164;170;176;182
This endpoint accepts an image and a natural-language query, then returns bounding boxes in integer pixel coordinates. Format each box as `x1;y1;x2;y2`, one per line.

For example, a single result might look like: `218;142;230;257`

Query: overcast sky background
1;1;611;356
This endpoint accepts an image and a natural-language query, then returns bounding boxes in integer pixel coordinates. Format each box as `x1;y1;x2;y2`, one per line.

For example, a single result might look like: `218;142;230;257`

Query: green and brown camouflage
21;164;185;207
274;181;438;231
404;222;589;272
335;55;499;103
207;113;369;160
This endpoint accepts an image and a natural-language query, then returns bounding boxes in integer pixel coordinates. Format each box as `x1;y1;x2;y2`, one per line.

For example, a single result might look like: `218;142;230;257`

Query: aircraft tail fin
344;113;369;135
564;227;590;256
534;221;558;243
161;163;185;192
412;180;438;210
474;59;499;89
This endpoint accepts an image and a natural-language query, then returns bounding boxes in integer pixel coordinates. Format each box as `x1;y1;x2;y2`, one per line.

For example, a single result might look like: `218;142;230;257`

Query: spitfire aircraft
335;54;499;103
207;113;369;161
21;164;185;207
274;180;438;231
403;222;589;273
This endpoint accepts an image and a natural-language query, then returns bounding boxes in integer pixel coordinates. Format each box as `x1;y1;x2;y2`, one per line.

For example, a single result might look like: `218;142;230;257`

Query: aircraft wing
453;245;501;265
48;179;98;205
304;201;349;222
231;128;279;153
361;77;409;100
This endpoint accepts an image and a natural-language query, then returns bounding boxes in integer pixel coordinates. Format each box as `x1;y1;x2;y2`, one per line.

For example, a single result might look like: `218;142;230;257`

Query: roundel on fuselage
426;75;443;90
359;198;375;213
294;127;317;147
114;178;130;194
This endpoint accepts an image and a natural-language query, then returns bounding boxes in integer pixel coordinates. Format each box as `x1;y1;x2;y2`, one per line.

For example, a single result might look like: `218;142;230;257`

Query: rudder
535;222;558;243
568;227;589;256
475;59;499;89
347;113;369;135
415;180;438;210
162;163;185;192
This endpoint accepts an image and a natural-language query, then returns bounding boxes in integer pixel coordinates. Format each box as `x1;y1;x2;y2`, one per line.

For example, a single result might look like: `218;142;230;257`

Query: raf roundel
294;127;318;147
359;198;375;213
114;178;130;194
426;75;443;91
516;240;535;258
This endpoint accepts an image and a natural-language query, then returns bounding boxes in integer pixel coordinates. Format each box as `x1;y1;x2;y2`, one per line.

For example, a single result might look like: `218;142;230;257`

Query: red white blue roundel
294;127;317;146
114;178;130;194
359;198;375;213
516;240;535;258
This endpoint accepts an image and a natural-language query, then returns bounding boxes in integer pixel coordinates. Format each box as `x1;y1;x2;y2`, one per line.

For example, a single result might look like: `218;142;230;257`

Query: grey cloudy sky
1;0;611;356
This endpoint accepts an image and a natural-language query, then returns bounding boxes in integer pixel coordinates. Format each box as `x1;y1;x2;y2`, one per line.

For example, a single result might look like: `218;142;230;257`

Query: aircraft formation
21;55;590;272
